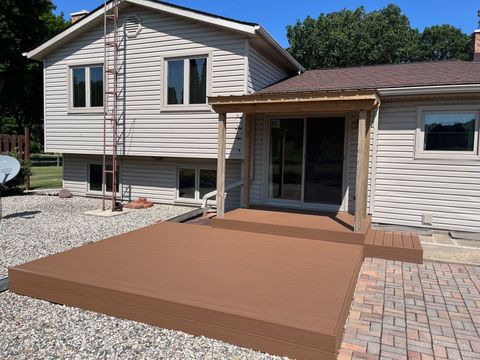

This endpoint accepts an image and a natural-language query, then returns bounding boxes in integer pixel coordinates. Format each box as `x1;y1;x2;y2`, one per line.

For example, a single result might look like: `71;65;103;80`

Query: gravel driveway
0;195;190;278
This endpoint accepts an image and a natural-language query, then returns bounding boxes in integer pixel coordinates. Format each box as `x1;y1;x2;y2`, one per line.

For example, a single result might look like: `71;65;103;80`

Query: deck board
364;230;423;264
9;222;364;360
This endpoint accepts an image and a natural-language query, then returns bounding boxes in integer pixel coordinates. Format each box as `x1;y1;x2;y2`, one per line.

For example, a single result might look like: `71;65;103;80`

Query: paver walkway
340;258;480;360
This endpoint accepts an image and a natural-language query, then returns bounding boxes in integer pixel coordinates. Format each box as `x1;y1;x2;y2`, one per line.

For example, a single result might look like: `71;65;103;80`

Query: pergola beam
211;99;378;114
216;113;227;218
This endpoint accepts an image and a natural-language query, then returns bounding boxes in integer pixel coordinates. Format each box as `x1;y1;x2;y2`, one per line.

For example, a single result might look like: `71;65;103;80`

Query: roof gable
26;0;257;60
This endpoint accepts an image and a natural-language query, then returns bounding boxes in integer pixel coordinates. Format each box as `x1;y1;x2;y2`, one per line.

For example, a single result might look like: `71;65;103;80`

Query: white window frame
86;163;121;195
176;166;216;204
67;61;104;113
415;105;480;160
162;50;212;112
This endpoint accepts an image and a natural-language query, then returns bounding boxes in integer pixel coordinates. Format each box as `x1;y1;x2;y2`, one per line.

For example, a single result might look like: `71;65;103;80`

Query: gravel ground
0;195;283;359
0;195;191;278
0;292;283;360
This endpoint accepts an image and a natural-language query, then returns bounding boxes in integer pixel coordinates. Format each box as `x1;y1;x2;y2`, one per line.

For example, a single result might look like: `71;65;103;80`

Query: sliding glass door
268;118;304;201
268;117;345;208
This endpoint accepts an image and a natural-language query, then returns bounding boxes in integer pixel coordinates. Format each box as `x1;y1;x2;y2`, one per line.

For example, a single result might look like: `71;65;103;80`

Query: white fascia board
26;0;257;60
255;26;305;73
128;0;256;35
26;4;108;60
378;84;480;96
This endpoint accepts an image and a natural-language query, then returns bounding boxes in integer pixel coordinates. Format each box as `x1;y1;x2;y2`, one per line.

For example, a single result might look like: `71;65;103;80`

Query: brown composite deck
212;208;370;244
212;208;422;264
9;222;364;360
364;229;423;263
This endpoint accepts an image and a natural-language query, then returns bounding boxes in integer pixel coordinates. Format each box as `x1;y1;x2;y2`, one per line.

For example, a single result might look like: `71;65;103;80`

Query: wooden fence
0;127;30;188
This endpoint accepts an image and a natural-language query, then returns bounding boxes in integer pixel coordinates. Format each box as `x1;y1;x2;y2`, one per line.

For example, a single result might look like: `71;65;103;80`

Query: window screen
72;67;86;108
167;60;184;105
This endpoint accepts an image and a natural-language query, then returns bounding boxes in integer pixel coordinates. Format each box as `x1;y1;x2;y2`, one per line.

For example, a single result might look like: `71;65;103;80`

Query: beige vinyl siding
372;100;480;232
63;154;241;209
247;46;289;93
44;5;246;159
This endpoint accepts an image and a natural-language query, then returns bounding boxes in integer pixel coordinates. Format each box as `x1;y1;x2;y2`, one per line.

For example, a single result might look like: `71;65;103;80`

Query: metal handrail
201;179;243;216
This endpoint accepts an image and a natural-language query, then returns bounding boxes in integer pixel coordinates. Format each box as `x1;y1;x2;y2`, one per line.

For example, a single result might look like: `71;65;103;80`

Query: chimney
70;10;89;24
473;29;480;61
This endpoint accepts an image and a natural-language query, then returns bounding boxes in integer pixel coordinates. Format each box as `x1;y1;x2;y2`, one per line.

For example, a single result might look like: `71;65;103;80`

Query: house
26;0;480;233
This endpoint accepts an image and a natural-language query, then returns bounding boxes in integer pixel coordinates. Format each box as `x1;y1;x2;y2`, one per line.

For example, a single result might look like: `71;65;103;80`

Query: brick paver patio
340;258;480;360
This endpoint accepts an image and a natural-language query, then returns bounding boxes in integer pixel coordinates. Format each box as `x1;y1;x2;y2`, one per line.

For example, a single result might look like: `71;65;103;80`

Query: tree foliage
0;0;67;149
419;25;471;61
287;4;472;69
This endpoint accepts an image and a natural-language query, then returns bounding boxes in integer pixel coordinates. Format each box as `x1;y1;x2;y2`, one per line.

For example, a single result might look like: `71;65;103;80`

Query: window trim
161;50;212;112
415;105;480;160
175;166;216;204
67;61;104;113
86;163;121;195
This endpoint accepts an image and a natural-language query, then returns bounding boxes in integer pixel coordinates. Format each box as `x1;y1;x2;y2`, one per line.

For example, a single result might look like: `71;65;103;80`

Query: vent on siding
124;15;141;38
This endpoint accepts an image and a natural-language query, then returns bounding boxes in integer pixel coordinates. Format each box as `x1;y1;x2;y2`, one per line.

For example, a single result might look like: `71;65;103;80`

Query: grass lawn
30;165;63;190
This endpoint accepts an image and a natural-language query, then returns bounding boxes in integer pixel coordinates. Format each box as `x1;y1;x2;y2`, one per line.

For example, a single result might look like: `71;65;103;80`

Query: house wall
371;99;480;232
44;4;248;159
246;45;289;93
63;154;241;210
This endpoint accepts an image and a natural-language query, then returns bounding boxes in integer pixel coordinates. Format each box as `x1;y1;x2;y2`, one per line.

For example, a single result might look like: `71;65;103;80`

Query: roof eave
255;26;305;73
378;84;480;96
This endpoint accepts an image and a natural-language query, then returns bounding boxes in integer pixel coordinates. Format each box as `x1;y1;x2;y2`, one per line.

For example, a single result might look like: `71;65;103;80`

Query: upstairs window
71;65;103;109
416;107;479;159
165;56;208;108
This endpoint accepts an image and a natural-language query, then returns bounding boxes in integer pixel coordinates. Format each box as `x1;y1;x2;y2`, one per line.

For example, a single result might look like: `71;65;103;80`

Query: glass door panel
269;118;304;201
304;118;345;204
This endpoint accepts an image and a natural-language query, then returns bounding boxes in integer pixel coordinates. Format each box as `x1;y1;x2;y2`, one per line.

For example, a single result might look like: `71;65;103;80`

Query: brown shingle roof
258;61;480;94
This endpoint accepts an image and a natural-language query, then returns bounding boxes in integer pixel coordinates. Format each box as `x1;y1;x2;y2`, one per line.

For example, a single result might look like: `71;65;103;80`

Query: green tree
419;25;471;61
286;4;471;70
0;0;67;148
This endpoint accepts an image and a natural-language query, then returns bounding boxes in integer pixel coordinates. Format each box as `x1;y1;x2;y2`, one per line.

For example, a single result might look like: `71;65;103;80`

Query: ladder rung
105;41;118;48
105;69;118;74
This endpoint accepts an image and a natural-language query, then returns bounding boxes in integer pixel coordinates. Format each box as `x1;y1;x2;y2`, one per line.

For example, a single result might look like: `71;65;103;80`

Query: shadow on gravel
2;211;41;219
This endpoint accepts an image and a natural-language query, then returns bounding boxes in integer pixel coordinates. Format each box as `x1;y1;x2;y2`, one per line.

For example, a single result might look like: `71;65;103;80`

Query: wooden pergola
208;90;380;232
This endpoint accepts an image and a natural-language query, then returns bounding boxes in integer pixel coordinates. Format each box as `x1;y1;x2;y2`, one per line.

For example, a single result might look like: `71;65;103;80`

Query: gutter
378;84;480;96
255;26;305;73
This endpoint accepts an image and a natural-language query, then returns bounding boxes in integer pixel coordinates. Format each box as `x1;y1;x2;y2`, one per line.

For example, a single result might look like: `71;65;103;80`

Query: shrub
0;150;32;196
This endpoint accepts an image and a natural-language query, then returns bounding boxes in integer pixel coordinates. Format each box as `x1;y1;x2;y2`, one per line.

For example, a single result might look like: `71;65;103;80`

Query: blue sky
53;0;479;47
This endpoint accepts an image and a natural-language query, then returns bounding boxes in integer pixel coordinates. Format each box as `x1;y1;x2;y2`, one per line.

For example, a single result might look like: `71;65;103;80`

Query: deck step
212;208;368;245
364;229;423;264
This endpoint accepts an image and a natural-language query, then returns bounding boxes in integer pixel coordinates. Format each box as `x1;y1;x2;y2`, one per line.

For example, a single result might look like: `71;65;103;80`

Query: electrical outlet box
422;213;433;225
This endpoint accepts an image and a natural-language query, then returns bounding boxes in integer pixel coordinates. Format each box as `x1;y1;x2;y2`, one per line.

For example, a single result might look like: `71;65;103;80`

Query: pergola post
216;113;227;217
354;110;372;232
242;114;253;208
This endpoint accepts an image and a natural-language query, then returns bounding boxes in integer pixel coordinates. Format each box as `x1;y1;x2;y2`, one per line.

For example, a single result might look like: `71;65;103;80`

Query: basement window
70;65;103;110
415;107;479;159
163;54;210;111
88;164;119;193
177;167;216;202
